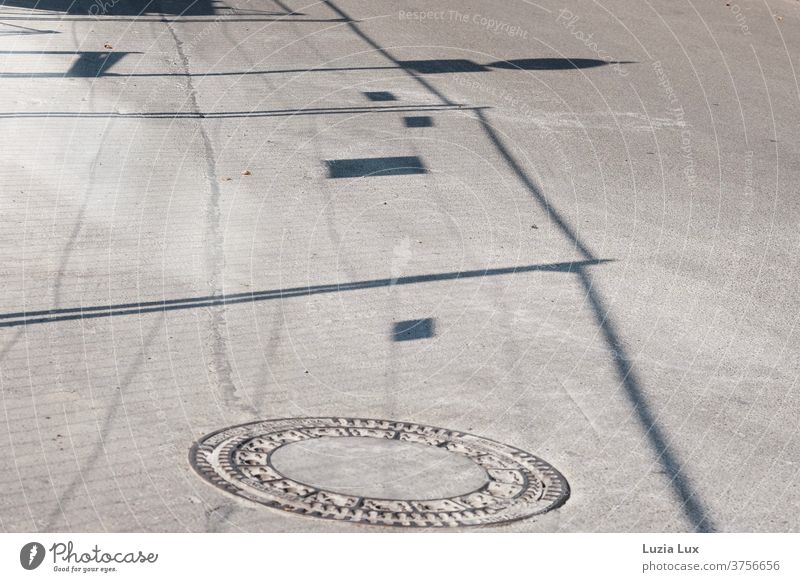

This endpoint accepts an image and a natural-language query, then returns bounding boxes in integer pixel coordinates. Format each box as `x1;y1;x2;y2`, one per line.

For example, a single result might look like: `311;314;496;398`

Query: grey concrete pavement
1;0;799;532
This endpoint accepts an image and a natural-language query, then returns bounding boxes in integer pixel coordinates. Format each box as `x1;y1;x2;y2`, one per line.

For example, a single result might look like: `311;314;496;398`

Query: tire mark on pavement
162;15;251;414
43;317;164;530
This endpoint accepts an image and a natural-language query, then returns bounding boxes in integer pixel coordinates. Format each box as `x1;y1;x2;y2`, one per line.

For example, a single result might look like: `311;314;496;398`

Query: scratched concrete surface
0;0;799;532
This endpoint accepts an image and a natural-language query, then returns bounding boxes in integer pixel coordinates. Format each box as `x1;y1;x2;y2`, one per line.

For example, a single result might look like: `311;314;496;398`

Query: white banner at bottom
1;533;798;581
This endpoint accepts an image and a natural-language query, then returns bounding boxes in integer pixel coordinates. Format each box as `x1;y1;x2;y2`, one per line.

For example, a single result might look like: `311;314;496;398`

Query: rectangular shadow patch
393;318;435;342
403;116;433;128
326;156;427;178
363;91;397;101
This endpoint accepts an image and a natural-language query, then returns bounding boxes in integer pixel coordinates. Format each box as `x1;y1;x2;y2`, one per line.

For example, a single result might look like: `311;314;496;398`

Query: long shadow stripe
0;259;608;327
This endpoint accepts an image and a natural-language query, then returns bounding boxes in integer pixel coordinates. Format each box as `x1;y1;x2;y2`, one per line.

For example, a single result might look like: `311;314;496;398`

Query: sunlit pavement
1;0;799;532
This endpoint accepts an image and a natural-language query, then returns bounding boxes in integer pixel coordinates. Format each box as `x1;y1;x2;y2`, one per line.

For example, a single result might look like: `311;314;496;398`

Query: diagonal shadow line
0;64;396;78
0;16;351;22
321;0;715;532
475;108;597;261
0;259;609;328
267;0;303;17
577;268;713;531
0;21;54;30
0;50;142;53
0;58;626;79
475;106;714;532
321;0;456;106
0;104;479;120
0;22;58;34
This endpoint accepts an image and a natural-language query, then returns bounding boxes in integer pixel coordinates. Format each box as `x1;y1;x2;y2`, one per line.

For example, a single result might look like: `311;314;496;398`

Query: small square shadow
364;91;397;101
393;318;435;342
403;116;433;128
326;156;427;178
399;59;488;74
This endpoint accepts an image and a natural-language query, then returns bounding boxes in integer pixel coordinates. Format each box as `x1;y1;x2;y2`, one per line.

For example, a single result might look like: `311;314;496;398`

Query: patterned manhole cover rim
190;417;570;527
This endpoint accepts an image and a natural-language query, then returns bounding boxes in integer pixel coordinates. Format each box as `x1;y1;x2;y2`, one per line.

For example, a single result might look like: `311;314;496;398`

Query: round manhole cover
190;417;569;527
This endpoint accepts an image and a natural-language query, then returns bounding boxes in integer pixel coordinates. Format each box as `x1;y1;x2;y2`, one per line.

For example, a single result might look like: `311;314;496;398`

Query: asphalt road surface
1;0;799;532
